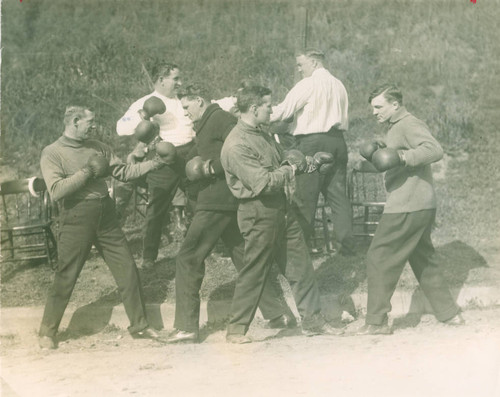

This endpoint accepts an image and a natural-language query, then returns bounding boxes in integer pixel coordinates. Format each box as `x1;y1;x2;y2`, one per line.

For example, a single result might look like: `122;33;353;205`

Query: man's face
74;112;96;141
181;96;204;122
159;68;182;98
296;55;316;78
254;95;273;126
370;94;398;124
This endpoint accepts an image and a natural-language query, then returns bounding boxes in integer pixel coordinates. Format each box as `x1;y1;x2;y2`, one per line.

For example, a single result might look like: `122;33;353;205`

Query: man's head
178;83;212;122
151;61;182;98
368;84;403;124
295;48;325;78
63;106;95;141
236;85;272;127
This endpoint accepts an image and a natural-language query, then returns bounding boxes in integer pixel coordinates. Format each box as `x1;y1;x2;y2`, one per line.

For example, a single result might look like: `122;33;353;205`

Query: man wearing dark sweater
357;85;463;335
38;106;165;349
167;85;295;344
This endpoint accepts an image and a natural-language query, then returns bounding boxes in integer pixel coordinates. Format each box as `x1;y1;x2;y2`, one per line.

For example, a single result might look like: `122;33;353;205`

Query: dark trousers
174;210;291;333
39;197;148;338
294;131;353;247
366;209;459;325
227;196;321;335
143;141;194;261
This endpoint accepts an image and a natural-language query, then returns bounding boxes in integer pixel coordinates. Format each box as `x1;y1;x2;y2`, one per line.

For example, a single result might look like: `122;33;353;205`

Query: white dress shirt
116;91;195;147
271;68;349;135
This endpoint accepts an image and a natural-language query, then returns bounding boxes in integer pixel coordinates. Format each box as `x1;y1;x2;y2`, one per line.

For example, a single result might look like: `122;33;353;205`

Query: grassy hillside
1;0;499;251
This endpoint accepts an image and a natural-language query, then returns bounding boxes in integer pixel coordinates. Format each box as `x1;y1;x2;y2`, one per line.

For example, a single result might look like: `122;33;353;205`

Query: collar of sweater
194;103;221;133
389;106;410;125
59;134;86;148
237;119;266;135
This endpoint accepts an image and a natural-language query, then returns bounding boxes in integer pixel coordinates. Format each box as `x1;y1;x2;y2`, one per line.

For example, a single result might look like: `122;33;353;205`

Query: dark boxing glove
134;120;160;144
282;149;309;174
86;154;110;178
138;96;166;120
312;152;335;174
155;141;177;165
371;148;405;172
185;156;214;181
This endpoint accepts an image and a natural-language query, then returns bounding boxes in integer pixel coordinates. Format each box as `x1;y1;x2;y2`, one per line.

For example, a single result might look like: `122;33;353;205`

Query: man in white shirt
116;61;196;268
270;48;355;256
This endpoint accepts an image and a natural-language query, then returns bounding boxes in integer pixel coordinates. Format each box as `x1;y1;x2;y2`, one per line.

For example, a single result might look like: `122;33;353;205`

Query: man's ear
73;117;80;127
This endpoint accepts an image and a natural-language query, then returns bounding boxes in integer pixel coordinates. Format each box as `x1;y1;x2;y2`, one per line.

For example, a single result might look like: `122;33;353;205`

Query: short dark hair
63;106;92;126
296;48;325;63
151;61;179;83
368;84;403;105
236;85;272;113
178;83;212;101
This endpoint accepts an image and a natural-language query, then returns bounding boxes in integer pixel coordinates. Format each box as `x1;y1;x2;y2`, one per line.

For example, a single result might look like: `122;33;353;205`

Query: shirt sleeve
401;119;444;167
102;144;159;181
270;79;313;123
116;98;145;136
40;148;92;202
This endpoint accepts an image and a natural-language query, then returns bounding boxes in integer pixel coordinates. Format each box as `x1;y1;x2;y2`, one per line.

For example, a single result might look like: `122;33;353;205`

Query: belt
295;126;345;139
63;195;110;208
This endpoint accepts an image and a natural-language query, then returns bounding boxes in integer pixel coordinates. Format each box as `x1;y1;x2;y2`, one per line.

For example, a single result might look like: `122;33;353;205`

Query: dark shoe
226;334;252;344
166;329;199;344
268;314;298;329
443;313;465;326
132;327;161;340
39;335;57;350
302;322;344;337
356;323;393;335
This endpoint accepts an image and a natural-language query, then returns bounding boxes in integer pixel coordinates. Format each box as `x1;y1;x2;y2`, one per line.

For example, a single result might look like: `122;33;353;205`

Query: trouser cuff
226;324;247;335
365;313;388;326
435;305;460;322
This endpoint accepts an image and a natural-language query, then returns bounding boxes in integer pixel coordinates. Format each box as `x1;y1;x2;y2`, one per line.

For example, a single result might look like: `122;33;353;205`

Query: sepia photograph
1;0;499;396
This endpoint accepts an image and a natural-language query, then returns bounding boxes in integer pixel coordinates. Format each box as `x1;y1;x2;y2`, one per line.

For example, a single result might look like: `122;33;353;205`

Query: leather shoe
443;313;465;326
303;322;344;337
268;314;297;329
226;334;252;344
39;335;57;350
356;323;393;335
132;327;161;340
166;329;198;344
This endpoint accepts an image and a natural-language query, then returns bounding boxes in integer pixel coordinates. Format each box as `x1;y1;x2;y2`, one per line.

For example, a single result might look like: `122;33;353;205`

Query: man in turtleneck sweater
357;84;464;335
38;106;165;350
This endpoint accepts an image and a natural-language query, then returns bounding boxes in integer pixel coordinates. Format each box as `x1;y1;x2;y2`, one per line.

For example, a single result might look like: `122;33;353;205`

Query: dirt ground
1;307;500;397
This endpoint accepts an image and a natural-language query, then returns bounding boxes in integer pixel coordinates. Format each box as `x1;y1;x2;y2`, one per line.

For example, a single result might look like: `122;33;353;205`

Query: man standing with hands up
357;84;463;335
38;106;167;349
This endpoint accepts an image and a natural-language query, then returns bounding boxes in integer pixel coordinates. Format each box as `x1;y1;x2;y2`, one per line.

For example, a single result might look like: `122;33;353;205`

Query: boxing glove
86;154;110;178
371;148;404;172
282;150;308;174
185;156;214;181
155;141;177;165
138;96;166;120
312;152;335;174
134;120;159;143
